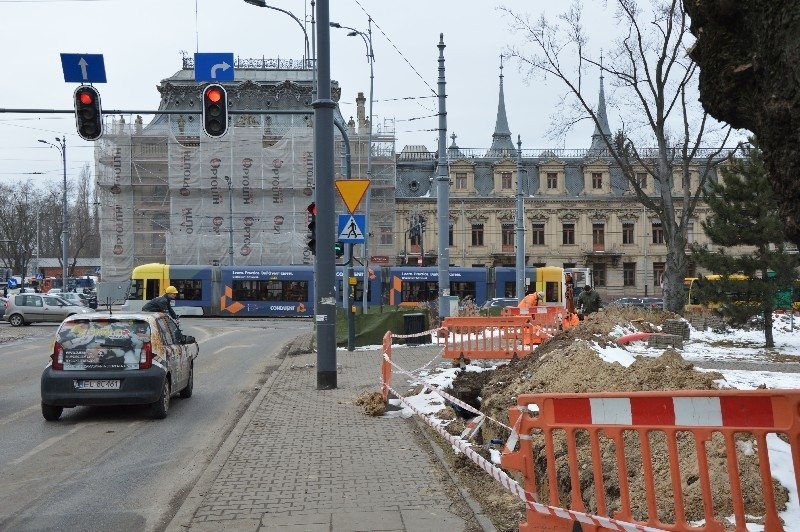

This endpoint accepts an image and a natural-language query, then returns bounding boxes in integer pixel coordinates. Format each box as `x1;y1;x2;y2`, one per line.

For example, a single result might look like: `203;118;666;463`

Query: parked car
58;292;97;309
4;293;92;326
40;311;199;421
482;297;520;309
0;296;7;320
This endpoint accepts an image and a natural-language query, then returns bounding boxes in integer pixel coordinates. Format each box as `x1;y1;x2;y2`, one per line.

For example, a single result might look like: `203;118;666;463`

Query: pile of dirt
439;307;789;530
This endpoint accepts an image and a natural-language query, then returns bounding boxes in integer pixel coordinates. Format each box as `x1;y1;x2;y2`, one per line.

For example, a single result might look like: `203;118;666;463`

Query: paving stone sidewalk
167;336;489;532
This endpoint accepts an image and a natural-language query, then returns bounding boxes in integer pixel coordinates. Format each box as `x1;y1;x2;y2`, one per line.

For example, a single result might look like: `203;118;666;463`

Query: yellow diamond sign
335;179;370;214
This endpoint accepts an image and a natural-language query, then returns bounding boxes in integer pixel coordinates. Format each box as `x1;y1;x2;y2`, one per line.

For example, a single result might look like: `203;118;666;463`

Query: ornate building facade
95;57;722;301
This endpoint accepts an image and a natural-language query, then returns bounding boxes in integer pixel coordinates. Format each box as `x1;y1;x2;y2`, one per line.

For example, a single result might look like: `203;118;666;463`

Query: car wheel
150;378;170;420
41;403;63;421
179;362;194;399
9;314;24;327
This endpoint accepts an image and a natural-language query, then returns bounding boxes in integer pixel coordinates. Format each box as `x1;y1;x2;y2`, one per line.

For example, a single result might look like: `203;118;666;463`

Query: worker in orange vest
519;286;543;308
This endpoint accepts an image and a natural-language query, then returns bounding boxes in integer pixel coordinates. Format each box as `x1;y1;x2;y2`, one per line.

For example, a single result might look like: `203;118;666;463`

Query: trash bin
403;313;430;344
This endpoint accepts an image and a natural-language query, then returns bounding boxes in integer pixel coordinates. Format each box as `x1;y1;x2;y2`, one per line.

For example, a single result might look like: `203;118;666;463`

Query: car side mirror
181;335;196;344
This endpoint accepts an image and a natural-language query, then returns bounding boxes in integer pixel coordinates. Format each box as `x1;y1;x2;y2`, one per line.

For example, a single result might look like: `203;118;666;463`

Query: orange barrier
442;315;540;361
381;330;392;402
502;390;800;531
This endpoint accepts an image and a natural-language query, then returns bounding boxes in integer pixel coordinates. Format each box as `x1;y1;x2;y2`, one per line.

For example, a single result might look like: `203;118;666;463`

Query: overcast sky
1;0;686;188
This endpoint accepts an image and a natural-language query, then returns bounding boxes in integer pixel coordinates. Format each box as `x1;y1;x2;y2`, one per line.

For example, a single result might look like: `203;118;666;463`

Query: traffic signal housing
202;84;228;138
307;202;317;255
73;86;103;141
335;241;344;259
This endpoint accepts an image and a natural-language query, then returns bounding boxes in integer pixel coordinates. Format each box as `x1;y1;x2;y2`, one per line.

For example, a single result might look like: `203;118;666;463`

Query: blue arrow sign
194;53;234;82
337;214;366;243
60;53;107;83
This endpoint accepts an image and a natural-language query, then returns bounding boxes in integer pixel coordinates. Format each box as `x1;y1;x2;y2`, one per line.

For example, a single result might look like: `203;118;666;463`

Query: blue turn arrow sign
194;53;234;82
60;53;107;83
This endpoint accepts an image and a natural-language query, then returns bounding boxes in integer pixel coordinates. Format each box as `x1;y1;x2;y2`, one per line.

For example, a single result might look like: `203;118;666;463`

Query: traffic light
202;84;228;138
335;241;344;259
307;202;316;255
73;86;103;141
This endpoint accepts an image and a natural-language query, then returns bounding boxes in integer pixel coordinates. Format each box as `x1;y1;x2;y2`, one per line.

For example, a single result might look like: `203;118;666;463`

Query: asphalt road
0;317;312;532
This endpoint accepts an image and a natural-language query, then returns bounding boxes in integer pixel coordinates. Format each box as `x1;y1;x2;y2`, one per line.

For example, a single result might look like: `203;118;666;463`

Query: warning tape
386;382;667;531
383;351;512;434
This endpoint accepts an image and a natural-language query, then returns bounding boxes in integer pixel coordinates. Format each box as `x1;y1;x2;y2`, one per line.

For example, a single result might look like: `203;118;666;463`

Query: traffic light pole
313;0;338;390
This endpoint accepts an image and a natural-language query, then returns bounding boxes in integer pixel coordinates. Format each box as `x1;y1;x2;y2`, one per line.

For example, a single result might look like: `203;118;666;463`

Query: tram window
129;280;144;300
231;280;310;302
171;279;203;301
145;279;160;300
450;282;476;301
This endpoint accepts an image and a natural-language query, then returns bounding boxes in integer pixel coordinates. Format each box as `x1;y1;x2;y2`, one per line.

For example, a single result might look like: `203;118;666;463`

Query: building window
686;222;695;247
456;172;467;189
471;223;484;246
653;262;665;287
652;222;664;244
501;172;512;189
448;224;454;247
379;225;393;246
622;222;635;245
623;262;636;286
562;223;575;245
636;172;647;189
592;172;603;189
547;172;558;189
531;223;545;246
501;223;514;247
593;263;606;287
592;223;605;247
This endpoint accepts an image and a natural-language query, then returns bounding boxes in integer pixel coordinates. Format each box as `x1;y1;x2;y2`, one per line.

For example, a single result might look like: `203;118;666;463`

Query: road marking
0;404;39;427
10;424;85;465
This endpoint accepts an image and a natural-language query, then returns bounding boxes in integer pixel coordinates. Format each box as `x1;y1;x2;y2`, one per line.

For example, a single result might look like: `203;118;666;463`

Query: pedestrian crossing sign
337;214;366;243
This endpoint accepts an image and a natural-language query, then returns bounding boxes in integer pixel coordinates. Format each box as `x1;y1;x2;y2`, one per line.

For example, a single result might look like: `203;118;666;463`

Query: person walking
577;285;602;318
142;285;180;321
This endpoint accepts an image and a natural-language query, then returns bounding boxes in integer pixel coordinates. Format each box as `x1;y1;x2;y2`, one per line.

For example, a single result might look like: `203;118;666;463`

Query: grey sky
2;0;627;187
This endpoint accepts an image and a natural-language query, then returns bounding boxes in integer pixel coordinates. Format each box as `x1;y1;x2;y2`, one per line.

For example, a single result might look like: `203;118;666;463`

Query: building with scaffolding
95;57;397;280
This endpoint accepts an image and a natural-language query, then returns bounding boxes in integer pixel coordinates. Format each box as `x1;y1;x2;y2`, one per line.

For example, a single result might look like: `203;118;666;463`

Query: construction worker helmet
165;286;179;295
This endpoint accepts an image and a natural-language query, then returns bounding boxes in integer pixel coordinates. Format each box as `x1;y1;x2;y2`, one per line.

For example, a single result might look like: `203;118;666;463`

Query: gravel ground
0;322;59;346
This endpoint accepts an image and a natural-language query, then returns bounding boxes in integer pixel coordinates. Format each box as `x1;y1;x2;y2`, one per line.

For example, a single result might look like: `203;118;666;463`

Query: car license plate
76;380;120;390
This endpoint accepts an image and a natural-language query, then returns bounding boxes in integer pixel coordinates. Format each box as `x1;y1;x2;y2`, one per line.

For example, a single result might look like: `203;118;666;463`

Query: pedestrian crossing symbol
337;214;366;243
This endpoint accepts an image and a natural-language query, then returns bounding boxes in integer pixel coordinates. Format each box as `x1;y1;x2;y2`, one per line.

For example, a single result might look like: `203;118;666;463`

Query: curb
412;416;497;532
165;351;291;531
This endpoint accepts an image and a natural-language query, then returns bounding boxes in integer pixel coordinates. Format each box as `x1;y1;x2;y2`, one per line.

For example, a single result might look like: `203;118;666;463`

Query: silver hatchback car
4;293;92;326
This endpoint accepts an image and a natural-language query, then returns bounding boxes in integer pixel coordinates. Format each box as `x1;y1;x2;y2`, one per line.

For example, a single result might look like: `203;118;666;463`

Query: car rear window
57;319;152;371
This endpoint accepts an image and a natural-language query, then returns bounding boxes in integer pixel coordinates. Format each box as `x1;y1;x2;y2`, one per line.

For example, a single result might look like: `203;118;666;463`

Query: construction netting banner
97;133;134;280
98;115;316;280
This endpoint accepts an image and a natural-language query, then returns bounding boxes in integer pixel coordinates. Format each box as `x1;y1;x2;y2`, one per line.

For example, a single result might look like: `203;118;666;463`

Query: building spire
589;52;612;156
489;55;516;157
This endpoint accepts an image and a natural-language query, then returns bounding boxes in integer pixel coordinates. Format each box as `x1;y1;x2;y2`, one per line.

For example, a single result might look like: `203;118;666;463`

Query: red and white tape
383;352;512;433
385;383;667;532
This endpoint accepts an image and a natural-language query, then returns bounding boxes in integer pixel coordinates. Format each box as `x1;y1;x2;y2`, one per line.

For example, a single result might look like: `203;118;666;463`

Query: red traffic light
73;86;103;141
205;88;223;103
202;84;228;138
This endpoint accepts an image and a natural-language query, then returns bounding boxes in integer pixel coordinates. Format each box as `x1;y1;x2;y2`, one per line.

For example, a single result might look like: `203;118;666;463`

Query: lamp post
243;0;311;68
330;18;374;313
38;137;68;291
224;176;234;266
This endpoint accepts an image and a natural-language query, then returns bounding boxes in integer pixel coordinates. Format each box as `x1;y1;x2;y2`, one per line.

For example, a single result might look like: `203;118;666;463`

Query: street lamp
330;18;374;313
243;0;311;68
224;176;234;266
38;137;68;291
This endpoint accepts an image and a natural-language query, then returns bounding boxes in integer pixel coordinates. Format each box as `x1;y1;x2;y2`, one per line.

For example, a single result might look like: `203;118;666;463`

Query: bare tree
501;0;732;313
69;162;100;273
